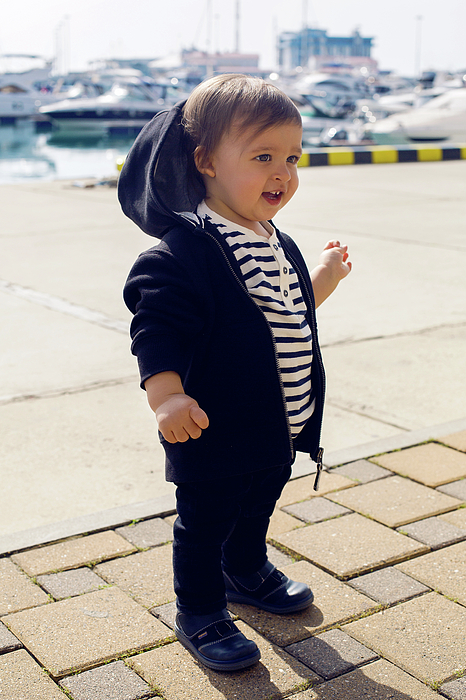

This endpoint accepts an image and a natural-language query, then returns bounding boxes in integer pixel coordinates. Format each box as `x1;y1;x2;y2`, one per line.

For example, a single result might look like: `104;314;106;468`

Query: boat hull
46;114;157;136
366;88;466;145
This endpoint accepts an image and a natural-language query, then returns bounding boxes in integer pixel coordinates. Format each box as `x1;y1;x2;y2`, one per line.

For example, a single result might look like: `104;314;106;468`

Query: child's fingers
157;417;190;443
190;405;210;430
181;406;208;441
160;425;187;443
161;407;209;443
166;421;201;443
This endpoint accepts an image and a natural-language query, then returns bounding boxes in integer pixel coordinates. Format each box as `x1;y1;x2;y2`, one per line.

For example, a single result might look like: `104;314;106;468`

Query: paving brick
439;430;466;453
150;601;177;630
396;540;466;605
268;507;304;538
127;621;320;699
60;660;152;700
37;567;107;600
441;677;466;700
344;592;466;685
0;620;22;652
285;628;378;679
266;543;293;569
283;497;352;524
95;544;174;609
331;460;393;483
439;508;466;530
371;443;466;487
327;476;461;528
3;586;172;678
397;516;466;548
275;513;428;579
0;558;49;615
12;532;136;576
227;560;378;646
291;659;442;699
347;567;429;605
438;479;466;501
277;472;354;507
116;517;173;549
0;649;67;699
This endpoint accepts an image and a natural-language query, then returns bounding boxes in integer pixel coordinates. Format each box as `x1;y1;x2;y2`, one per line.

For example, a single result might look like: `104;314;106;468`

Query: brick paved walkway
1;429;465;699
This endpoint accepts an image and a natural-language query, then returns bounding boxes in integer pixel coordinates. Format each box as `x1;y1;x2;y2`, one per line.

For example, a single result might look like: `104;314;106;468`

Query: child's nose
274;162;292;181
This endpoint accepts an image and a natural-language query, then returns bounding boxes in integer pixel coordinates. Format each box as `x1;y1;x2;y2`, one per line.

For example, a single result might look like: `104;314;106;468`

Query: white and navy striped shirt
198;202;315;436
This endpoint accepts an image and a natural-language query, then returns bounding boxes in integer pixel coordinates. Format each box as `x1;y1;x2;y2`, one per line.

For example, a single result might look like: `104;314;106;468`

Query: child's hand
311;240;352;307
155;394;209;443
145;372;209;444
319;240;352;281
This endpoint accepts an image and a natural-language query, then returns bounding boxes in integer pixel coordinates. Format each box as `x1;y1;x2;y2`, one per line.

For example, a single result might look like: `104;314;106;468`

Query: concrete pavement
1;160;465;540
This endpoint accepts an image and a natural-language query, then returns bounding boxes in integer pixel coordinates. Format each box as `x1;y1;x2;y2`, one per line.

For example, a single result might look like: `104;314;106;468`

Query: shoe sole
225;590;314;614
174;623;261;671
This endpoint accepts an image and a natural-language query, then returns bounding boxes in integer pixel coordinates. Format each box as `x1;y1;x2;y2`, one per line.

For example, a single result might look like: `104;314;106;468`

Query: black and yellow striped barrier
117;144;466;173
298;144;466;167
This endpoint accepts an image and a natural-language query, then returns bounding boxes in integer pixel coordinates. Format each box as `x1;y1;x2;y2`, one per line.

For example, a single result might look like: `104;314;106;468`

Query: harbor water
0;120;136;184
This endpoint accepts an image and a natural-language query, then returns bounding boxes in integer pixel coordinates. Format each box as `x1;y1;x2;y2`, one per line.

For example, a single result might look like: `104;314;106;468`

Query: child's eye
255;154;271;162
287;155;300;164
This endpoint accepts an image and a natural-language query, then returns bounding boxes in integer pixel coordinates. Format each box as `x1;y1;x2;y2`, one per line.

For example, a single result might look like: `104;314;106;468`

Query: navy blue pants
173;463;292;615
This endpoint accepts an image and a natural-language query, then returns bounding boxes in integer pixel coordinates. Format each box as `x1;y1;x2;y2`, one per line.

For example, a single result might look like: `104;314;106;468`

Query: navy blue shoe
174;609;261;671
224;560;314;614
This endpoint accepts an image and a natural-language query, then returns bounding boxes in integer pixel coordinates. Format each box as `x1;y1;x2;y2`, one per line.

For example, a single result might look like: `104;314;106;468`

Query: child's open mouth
262;191;283;205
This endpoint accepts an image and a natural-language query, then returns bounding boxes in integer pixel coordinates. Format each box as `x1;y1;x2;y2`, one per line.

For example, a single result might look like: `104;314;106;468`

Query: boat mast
235;0;240;53
301;0;308;69
415;15;423;77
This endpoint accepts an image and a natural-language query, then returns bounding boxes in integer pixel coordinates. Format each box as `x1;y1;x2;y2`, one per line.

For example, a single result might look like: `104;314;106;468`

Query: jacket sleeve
123;243;206;388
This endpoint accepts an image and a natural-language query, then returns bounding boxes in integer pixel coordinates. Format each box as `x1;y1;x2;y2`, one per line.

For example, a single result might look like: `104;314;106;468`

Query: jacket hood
118;101;205;239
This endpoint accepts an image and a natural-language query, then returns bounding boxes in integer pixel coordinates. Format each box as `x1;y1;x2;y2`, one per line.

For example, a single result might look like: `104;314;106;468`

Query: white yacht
293;71;371;119
365;88;466;144
39;78;185;136
0;54;55;122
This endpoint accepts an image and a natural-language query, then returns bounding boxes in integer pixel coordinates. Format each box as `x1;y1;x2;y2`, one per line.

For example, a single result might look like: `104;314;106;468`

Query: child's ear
194;146;216;178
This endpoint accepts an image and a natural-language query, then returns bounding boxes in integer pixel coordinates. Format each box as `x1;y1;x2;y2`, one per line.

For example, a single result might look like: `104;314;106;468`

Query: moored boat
365;88;466;144
0;54;55;123
39;78;185;136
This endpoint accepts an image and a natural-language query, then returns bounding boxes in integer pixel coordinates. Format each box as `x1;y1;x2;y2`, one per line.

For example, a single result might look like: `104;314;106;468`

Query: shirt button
283;267;288;274
284;290;289;297
273;244;278;250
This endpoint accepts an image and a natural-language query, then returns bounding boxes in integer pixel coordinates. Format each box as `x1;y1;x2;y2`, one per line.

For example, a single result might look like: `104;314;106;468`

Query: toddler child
120;74;351;671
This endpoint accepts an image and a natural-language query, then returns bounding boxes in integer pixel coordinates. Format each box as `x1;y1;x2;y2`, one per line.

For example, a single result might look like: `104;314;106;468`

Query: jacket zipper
283;247;326;490
201;227;295;461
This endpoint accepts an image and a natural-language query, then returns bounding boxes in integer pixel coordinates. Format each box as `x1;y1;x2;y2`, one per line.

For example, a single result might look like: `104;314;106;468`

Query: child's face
196;120;302;232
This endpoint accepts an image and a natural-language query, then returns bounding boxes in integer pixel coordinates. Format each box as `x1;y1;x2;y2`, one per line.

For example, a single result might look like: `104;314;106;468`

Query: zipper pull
313;447;324;491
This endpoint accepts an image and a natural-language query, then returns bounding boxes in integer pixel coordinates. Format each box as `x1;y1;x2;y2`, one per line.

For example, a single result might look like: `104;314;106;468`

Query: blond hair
182;74;301;158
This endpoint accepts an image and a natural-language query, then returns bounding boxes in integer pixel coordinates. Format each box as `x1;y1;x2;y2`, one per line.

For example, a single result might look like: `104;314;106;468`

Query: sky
1;0;465;77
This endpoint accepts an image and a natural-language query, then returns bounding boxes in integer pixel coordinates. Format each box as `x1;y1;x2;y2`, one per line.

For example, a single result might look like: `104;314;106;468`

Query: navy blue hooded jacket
120;102;325;484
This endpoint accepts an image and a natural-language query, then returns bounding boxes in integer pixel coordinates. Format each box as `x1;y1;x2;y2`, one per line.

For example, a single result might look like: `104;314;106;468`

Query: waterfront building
278;28;376;72
90;51;262;84
180;49;261;78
